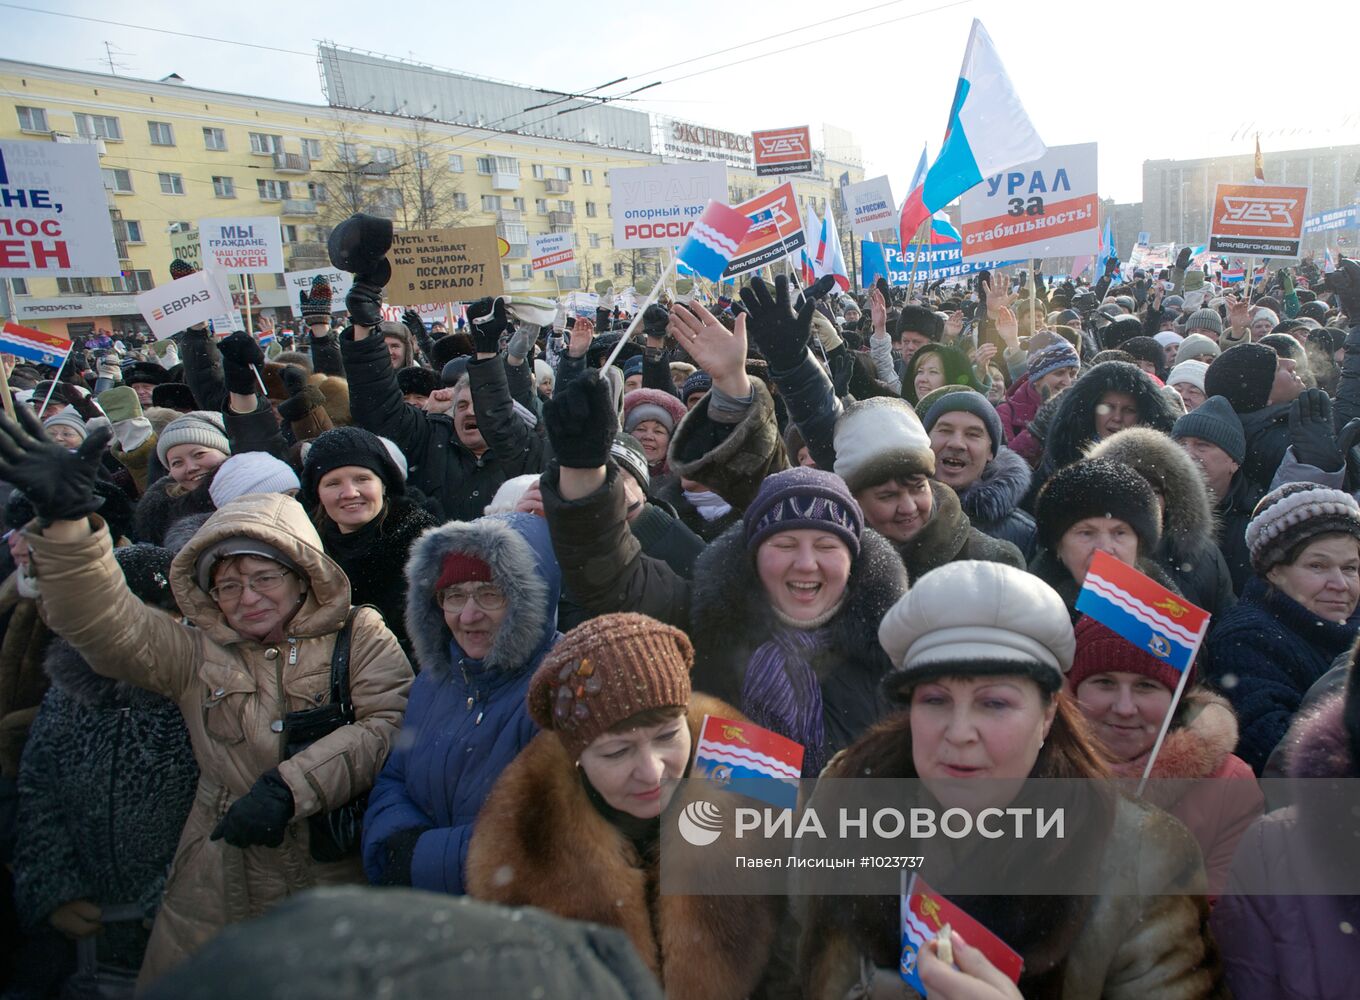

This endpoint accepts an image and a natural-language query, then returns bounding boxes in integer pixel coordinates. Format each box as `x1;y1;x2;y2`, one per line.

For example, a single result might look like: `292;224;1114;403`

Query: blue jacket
1203;577;1357;774
361;513;561;893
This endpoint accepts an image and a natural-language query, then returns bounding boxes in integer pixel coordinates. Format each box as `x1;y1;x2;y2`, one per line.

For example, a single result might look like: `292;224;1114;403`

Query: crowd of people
0;211;1357;998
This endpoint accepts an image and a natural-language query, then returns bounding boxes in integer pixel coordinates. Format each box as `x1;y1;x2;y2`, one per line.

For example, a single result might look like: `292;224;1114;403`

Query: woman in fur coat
468;613;784;1000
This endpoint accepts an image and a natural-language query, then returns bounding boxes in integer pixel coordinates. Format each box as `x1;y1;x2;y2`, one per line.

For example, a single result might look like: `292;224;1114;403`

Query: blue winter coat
1203;577;1357;774
361;513;561;893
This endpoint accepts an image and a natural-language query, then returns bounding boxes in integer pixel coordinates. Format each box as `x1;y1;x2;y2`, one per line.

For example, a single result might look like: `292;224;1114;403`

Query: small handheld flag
1076;551;1210;675
0;321;71;367
901;874;1023;992
678;201;754;282
694;715;803;810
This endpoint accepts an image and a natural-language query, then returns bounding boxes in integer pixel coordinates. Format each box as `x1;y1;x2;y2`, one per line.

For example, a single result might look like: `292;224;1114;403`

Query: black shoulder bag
282;606;368;863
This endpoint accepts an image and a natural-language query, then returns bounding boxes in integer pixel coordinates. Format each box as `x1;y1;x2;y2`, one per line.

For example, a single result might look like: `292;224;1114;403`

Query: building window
159;172;185;195
301;138;322;160
116;270;154;293
582;168;594;185
512;197;526;212
557;200;574;214
9;278;28;295
124;220;144;243
414;151;430;169
501;264;511;280
16;106;48;132
337;142;359;163
449;154;464;173
57;277;99;294
74;113;121;140
452;192;468;210
212;176;235;198
555;166;572;181
535;198;548;214
477;157;494;175
282;225;299;243
521;264;533;279
372;146;396;165
249;132;283;155
494;156;519;175
585;201;597;217
614;262;625;277
203;126;227;150
147;121;175;146
481;195;502;212
531;164;545;180
589;233;600;249
592;263;603;278
257;179;289;200
375;188;403;210
101;167;132;193
307;181;327;202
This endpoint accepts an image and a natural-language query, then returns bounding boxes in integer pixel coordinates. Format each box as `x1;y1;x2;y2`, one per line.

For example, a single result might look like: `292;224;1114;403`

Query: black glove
542;370;617;469
210;769;294;849
739;275;815;373
217;331;264;395
0;405;110;523
1174;247;1193;272
642;304;670;340
595;307;612;332
402;308;425;342
1289;388;1343;472
378;825;431;886
1324;258;1360;320
345;279;385;329
806;274;837;300
876;276;893;305
468;297;508;354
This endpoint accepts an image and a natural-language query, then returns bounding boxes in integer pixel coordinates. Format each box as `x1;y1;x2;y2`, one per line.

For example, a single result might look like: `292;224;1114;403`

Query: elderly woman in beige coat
0;405;413;983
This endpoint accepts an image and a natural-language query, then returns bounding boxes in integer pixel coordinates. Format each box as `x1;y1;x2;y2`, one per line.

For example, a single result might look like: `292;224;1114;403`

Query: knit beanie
1176;333;1221;366
922;389;1003;457
622;388;687;436
435;553;492;591
1027;340;1081;383
533;359;555;385
156;410;230;467
1069;616;1183;696
301;426;406;508
1184;309;1224;338
1172;395;1246;465
1252;307;1280;329
528;612;693;761
878;561;1075;699
1246;482;1360;575
1035;458;1162;556
681;371;712;402
1166;360;1208;392
396;366;440;399
622;355;644;381
834;396;936;493
1204;344;1278;414
744;466;864;557
913;384;974;423
43;406;87;442
1153;332;1184;350
208;452;302;508
895;305;943;341
611;432;651;492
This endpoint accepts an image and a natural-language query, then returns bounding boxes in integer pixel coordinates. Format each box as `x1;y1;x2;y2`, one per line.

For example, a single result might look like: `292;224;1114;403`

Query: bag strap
328;605;375;723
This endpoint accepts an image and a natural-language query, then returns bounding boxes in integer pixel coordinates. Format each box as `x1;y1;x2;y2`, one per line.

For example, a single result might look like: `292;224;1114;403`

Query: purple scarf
741;627;829;777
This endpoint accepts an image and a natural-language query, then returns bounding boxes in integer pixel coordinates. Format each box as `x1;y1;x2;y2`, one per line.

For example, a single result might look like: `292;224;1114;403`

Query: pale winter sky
8;0;1360;206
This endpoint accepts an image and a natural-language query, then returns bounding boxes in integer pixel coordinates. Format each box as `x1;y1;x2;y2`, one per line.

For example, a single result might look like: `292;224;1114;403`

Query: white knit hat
208;452;301;508
1167;360;1209;392
833;397;935;494
1153;331;1184;349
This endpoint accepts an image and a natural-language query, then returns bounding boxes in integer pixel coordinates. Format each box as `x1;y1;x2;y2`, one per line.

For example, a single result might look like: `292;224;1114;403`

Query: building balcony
360;162;393;179
491;171;520;191
54;133;106;154
504;243;528;259
115;240;130;262
286;242;328;268
548;211;574;227
543;178;569;194
496;209;522;224
272;151;311;174
282;198;318;216
504;277;533;292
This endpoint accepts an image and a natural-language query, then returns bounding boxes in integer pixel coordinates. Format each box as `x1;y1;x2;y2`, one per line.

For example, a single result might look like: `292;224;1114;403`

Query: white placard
530;232;576;273
610;161;728;250
284;266;354;317
136;270;233;340
960;143;1099;262
842;175;897;238
198;216;285;274
0;139;120;278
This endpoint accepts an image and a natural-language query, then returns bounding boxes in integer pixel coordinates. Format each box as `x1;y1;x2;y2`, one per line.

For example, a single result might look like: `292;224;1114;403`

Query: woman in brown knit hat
466;612;783;1000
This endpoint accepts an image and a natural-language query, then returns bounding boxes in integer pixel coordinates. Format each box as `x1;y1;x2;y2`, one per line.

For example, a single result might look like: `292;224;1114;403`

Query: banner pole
0;358;14;421
905;220;928;297
37;350;71;418
243;273;254;338
1136;640;1200;797
603;256;675;370
1029;258;1037;336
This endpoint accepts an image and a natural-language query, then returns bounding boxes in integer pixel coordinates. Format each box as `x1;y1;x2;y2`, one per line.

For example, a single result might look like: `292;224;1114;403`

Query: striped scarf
741;627;829;777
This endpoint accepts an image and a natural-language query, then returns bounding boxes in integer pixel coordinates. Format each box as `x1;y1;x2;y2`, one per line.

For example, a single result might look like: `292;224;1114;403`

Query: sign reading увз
385;225;503;306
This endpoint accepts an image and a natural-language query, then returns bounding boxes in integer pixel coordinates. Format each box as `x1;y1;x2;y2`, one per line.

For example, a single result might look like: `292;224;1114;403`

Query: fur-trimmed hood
957;446;1032;525
1284;691;1357;780
1042;361;1177;472
1106;688;1241;780
1086;426;1219;561
402;512;560;676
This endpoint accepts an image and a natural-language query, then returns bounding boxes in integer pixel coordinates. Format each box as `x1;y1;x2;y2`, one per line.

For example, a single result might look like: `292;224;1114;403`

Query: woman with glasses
0;405;414;984
361;511;562;894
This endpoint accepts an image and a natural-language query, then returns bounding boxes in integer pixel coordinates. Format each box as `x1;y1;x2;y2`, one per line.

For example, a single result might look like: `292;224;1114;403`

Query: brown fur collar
1107;689;1239;780
466;692;779;1000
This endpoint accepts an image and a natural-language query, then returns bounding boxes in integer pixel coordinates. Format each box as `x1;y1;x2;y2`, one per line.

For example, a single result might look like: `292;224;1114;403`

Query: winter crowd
0;211;1358;999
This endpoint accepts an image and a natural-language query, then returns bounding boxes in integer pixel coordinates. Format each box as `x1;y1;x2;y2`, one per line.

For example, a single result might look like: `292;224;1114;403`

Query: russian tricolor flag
678;201;753;282
1075;551;1210;674
930;211;962;245
694;714;803;810
0;321;71;367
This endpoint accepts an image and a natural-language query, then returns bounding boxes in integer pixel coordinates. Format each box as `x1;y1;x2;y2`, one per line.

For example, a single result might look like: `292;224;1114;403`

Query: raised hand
669;302;750;396
738;275;814;373
0;404;110;523
542;370;618;469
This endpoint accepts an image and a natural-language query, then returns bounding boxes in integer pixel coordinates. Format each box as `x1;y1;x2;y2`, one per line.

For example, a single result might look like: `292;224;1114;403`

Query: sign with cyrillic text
960;143;1099;261
385;225;503;305
198;217;285;274
611;161;729;250
0;140;120;278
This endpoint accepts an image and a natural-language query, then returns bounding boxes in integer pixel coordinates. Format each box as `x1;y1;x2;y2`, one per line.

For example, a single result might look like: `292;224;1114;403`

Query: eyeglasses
436;585;507;612
210;570;294;604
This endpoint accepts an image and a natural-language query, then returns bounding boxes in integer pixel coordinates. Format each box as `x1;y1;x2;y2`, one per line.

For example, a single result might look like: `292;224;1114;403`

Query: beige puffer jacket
25;493;413;983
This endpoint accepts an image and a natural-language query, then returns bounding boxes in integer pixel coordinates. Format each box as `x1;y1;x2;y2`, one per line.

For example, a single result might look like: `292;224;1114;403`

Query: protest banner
1127;240;1176;274
1208;183;1310;257
752;126;812;176
842;175;898;239
136;270;233;340
566;291;599;318
386;225;503;306
861;240;1018;286
960;142;1099;261
0;139;119;278
530;232;576;273
724;182;806;279
611;161;728;250
169;229;203;270
1303;205;1359;235
198;217;285;274
284;266;354;317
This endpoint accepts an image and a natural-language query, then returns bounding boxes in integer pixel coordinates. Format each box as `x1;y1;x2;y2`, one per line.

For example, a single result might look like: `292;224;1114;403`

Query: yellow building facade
0;58;862;338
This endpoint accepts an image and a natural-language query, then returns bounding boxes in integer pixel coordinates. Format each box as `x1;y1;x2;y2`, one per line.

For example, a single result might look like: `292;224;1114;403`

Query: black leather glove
402;309;425;342
379;825;431;886
595;307;612;332
739;275;815;373
1289;388;1343;472
876;276;893;306
806;274;837;300
1324;258;1360;321
217;331;265;395
642;304;670;340
0;405;110;524
468;297;508;354
345;279;385;329
1174;247;1193;272
543;370;617;469
210;769;294;849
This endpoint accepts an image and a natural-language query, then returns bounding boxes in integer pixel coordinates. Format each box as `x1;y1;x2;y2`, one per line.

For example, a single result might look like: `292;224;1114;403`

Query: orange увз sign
752;126;813;176
1208;183;1310;257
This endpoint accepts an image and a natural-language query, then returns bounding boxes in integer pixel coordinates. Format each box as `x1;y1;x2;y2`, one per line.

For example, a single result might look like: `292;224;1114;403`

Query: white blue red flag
930;211;962;245
677;201;753;282
1095;217;1117;278
1076;551;1210;674
0;321;71;366
901;874;1023;993
814;211;851;291
694;714;803;810
898;145;929;249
